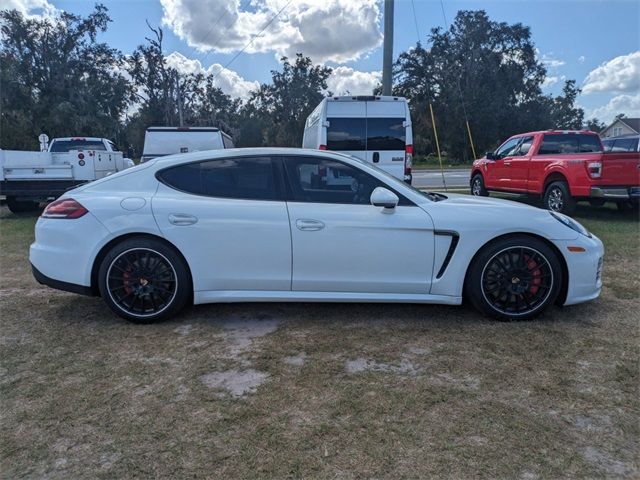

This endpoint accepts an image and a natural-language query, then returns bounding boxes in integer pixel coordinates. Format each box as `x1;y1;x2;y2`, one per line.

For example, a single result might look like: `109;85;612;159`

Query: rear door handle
373;152;380;163
296;219;325;231
168;213;198;226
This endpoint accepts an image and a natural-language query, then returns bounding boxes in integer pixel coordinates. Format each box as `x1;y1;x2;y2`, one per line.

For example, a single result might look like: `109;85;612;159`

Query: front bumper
590;186;640;200
558;233;605;306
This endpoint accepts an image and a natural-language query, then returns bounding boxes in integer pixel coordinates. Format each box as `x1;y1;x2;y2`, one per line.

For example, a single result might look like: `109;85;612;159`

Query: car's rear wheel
543;181;576;215
98;237;191;323
466;236;562;321
470;174;488;196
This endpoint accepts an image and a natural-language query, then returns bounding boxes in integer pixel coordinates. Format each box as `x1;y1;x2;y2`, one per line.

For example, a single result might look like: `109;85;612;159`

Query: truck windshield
50;140;107;152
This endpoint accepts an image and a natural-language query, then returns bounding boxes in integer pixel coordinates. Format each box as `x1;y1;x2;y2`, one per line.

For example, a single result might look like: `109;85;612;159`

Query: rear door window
515;136;534;156
158;156;280;201
366;118;406;151
538;135;579;154
578;135;602;153
327;118;366;151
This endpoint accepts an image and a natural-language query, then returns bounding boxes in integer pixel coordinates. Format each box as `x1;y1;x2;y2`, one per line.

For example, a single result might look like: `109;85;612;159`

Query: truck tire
543;181;576;216
470;174;489;196
6;197;41;214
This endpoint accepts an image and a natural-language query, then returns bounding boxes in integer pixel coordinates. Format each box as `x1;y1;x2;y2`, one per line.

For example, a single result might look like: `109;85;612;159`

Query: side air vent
435;230;460;279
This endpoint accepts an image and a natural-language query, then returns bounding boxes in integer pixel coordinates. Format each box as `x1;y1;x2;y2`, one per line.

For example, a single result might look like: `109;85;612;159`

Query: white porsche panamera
30;148;604;323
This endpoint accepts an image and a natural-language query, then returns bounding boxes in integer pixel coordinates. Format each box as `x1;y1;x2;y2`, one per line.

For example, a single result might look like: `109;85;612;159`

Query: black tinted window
539;135;578;154
367;118;406;151
158;157;278;201
50;140;107;152
578;135;602;153
327;118;366;151
284;156;410;205
610;137;639;152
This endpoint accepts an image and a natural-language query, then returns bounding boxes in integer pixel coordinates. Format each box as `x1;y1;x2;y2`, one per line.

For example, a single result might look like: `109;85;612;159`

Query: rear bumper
31;264;95;296
590;186;640;200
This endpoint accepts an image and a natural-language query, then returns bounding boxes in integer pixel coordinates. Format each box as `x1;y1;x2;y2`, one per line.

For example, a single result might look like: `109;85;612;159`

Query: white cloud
578;55;586;64
542;76;559;88
165;52;259;99
583;93;640;123
325;66;381;95
160;0;382;63
582;51;640;94
2;0;58;18
540;52;566;69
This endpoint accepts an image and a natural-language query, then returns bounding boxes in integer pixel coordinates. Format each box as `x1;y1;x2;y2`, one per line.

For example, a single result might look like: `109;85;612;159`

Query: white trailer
0;136;134;213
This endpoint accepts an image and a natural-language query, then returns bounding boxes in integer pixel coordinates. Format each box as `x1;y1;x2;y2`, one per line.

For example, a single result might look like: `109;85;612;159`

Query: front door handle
168;213;198;226
296;219;325;231
504;161;511;166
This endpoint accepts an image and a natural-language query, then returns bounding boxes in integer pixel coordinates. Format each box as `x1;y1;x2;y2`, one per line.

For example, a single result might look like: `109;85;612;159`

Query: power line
210;0;292;82
410;0;421;42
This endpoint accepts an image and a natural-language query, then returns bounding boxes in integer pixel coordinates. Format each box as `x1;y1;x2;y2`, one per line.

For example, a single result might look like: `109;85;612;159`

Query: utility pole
176;71;184;127
382;0;394;96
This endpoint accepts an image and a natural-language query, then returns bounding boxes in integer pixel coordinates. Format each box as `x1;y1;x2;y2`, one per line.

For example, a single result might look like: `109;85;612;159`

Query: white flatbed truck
0;136;134;213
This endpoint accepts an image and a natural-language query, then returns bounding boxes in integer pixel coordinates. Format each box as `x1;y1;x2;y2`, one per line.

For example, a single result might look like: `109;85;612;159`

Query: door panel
153;186;291;292
282;155;434;294
287;202;434;293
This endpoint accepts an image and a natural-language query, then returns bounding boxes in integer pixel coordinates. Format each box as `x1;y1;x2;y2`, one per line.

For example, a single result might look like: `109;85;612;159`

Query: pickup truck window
539;135;579;155
578;135;602;153
50;140;107;152
515;136;534;156
495;137;521;159
605;137;639;152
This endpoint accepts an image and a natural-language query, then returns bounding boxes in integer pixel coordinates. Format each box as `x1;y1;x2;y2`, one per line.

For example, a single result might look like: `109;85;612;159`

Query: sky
7;0;640;124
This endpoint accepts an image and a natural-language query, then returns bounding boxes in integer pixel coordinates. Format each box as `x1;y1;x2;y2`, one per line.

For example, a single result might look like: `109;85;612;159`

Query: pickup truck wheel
543;181;576;215
465;235;562;321
98;238;191;323
589;198;605;207
6;197;41;214
471;174;489;196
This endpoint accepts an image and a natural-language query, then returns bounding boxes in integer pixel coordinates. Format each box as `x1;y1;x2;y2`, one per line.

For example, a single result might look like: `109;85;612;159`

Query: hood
440;193;541;211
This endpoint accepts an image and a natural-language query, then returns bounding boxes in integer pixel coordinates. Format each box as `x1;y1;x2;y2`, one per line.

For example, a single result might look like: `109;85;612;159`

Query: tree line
1;5;607;161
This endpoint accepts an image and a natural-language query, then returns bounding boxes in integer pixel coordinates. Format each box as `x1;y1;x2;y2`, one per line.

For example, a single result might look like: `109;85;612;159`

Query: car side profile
30;148;604;323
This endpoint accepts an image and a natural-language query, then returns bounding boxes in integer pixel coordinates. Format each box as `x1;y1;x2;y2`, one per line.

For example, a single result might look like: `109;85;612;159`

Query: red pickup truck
470;130;640;214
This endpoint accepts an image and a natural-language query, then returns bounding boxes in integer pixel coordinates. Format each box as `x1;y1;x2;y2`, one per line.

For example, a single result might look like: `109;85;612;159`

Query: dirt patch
283;352;307;366
345;357;419;375
200;369;270;397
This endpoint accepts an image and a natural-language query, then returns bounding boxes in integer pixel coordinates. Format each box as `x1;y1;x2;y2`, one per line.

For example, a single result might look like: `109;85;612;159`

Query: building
600;117;640;138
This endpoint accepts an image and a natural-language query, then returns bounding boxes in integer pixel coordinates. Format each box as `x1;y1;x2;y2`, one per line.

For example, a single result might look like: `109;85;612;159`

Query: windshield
50;140;107;152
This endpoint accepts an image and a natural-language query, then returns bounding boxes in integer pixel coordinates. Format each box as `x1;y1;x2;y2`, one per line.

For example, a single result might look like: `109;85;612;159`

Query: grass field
1;201;638;478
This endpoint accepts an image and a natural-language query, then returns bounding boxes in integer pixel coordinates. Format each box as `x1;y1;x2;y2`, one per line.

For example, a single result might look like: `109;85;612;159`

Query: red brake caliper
122;267;133;295
526;256;541;294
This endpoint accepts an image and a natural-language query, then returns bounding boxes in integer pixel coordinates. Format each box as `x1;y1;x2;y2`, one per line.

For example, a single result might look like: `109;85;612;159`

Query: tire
589;198;605;207
543;181;576;215
616;200;639;212
470;174;489;196
98;237;191;323
6;197;40;214
465;235;563;321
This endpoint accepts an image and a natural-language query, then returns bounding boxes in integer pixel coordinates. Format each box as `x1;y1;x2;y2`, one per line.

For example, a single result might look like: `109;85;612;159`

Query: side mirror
486;151;496;160
370;187;399;209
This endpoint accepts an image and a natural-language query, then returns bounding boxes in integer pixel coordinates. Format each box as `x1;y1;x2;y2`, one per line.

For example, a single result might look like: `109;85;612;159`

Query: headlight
549;211;591;237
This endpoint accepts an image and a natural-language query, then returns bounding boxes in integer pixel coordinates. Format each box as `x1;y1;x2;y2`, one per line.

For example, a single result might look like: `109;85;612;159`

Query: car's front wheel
98;237;191;323
465;235;562;321
470;174;488;196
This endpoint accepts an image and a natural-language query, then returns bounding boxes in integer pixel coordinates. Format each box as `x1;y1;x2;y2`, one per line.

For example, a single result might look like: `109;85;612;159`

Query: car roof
151;147;358;168
511;130;600;137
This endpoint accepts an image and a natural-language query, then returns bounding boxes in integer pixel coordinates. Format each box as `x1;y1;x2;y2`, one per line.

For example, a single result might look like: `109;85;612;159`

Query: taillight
405;144;413;179
319;144;327;150
587;161;602;178
42;198;88;219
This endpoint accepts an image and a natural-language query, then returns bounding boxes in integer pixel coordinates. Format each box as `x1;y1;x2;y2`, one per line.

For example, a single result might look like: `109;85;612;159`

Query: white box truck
0;136;134;213
302;96;413;183
141;126;235;163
